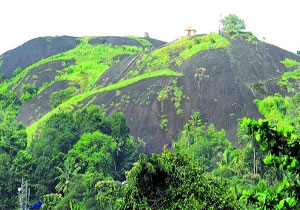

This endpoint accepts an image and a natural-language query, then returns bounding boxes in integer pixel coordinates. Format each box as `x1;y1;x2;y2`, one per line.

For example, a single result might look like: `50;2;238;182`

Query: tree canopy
240;118;300;209
122;149;239;209
221;14;246;32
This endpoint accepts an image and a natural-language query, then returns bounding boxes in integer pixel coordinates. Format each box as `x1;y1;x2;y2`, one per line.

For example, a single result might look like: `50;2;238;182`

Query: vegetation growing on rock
1;27;300;208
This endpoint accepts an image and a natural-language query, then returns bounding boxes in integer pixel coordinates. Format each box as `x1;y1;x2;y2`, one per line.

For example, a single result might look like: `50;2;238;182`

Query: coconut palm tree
55;156;81;194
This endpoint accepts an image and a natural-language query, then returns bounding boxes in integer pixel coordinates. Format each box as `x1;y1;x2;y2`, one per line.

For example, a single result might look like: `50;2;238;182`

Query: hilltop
1;33;299;153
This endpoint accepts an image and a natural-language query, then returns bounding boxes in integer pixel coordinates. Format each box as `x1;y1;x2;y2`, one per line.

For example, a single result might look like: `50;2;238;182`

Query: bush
50;86;78;109
20;84;38;103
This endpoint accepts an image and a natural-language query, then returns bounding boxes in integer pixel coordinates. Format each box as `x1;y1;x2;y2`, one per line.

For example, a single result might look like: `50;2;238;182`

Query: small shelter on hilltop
185;26;196;37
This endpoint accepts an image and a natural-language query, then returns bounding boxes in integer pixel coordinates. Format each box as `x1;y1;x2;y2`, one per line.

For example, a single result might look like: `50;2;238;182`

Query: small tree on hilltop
221;14;246;32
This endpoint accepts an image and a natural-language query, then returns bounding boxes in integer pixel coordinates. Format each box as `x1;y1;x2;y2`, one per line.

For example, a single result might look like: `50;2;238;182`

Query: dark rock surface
88;36;166;48
0;36;79;78
17;80;72;125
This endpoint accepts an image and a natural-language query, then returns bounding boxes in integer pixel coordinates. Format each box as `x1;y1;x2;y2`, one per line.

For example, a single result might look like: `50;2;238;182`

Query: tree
0;153;14;209
0;90;25;209
28;112;78;197
30;112;78;157
55;156;81;194
213;147;247;178
109;112;130;139
10;150;36;195
175;112;231;171
0;90;20;110
55;172;103;209
0;110;27;157
95;179;124;209
67;131;117;175
74;105;112;136
238;120;268;179
240;118;300;209
221;14;246;32
122;149;239;209
43;193;62;210
109;112;139;180
20;84;38;102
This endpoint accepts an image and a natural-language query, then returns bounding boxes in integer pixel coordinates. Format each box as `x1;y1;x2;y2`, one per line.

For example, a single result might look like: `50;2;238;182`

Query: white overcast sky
0;0;299;55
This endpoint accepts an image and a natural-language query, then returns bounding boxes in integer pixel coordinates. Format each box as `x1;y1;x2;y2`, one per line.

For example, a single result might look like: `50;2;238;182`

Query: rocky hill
1;33;299;153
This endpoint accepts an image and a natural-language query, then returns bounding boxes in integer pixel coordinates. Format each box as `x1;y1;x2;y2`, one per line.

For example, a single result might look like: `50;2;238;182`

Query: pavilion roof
185;26;196;32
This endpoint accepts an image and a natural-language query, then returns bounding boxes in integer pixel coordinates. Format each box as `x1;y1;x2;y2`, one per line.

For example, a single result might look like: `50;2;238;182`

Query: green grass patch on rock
281;58;300;68
124;33;230;81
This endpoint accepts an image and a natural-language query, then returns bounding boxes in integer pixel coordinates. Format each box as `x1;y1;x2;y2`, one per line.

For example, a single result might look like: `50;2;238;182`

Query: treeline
0;90;141;209
1;89;300;209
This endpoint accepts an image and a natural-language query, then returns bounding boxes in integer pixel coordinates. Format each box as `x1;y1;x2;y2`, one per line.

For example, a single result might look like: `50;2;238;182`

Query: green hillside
3;31;300;152
9;33;229;144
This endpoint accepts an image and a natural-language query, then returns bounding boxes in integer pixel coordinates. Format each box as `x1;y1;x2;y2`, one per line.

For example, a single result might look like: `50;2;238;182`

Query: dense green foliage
175;111;231;171
0;90;27;208
20;84;38;102
0;102;141;209
221;14;246;32
122;149;239;209
235;85;300;209
240;118;300;209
